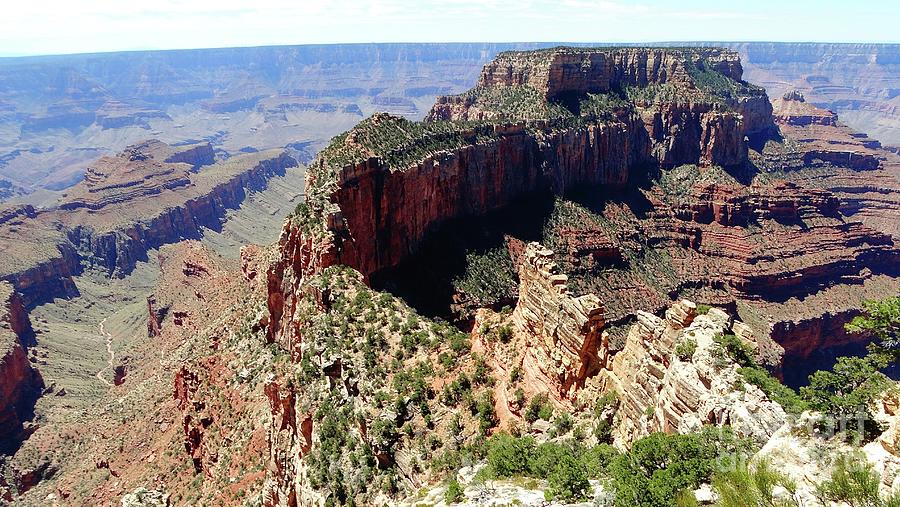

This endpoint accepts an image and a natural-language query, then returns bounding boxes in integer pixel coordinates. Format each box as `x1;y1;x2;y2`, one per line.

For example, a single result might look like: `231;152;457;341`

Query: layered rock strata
598;301;786;447
284;47;773;295
770;91;882;171
512;243;606;398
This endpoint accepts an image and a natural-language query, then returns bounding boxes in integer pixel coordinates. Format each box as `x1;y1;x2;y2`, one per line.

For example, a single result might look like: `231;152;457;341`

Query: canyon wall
284;47;773;295
0;282;42;453
476;47;744;98
66;151;295;277
308;117;649;281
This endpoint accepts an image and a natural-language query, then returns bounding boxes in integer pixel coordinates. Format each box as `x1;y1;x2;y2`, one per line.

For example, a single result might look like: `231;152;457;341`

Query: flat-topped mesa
771;93;883;171
280;47;776;302
773;90;838;127
512;243;607;398
61;140;215;211
429;46;775;164
475;47;743;100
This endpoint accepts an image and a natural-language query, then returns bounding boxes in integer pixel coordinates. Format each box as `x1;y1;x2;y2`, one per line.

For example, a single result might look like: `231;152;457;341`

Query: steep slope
286;46;767;286
0;282;42;454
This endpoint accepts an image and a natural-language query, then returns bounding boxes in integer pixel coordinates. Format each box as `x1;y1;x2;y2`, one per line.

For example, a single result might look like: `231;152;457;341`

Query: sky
0;0;897;57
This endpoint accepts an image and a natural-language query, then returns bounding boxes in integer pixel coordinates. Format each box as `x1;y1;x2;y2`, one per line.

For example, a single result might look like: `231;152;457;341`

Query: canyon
1;42;896;204
0;139;297;307
0;42;898;506
250;46;900;504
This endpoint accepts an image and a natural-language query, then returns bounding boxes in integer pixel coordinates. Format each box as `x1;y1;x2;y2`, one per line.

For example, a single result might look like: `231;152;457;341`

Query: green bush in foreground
815;454;900;507
481;433;617;502
712;459;799;507
444;477;464;504
609;426;752;507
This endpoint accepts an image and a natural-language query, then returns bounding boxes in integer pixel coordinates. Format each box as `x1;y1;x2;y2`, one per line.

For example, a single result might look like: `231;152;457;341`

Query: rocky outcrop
286;116;650;288
0;282;42;453
639;106;749;167
262;376;302;507
431;47;773;166
513;243;606;398
773;90;837;126
147;296;164;337
67;150;295;276
599;301;786;448
3;246;82;309
162;143;216;170
174;365;211;473
672;181;839;226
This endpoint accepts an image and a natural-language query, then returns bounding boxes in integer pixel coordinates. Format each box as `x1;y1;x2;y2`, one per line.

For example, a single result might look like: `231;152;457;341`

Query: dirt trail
95;318;115;387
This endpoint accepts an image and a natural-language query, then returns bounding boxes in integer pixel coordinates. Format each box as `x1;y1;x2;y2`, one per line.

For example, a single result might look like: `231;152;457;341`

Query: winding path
95;318;115;387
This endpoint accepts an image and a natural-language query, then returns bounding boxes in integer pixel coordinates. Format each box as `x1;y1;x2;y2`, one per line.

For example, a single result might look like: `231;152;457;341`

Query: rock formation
283;47;773;298
597;301;786;447
0;282;42;453
512;243;606;398
771;91;882;170
270;45;900;376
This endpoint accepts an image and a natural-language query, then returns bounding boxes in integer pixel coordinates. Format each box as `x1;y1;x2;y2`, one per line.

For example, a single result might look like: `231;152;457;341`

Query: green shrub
712;459;798;507
800;355;890;441
609;427;752;507
444;477;464;504
482;434;613;502
449;331;470;356
714;333;756;368
485;433;535;477
546;453;590;502
497;325;514;344
475;391;497;433
525;393;553;423
583;443;619;478
674;338;697;361
738;366;809;415
513;388;526;407
452;247;517;307
593;392;619;443
551;412;574;436
845;296;900;352
814;454;895;507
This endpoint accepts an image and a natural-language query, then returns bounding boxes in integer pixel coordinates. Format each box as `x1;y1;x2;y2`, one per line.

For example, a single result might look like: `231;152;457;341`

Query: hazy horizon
2;39;899;60
2;0;897;57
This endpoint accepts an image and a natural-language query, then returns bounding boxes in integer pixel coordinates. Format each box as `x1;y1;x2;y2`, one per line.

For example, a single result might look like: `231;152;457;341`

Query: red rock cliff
0;282;42;453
